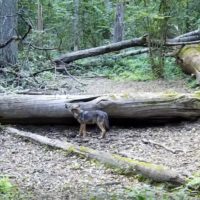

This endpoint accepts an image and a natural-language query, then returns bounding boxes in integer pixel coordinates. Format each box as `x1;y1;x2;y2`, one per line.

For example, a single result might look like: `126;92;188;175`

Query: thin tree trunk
37;0;43;31
73;0;79;51
113;3;124;42
0;0;18;66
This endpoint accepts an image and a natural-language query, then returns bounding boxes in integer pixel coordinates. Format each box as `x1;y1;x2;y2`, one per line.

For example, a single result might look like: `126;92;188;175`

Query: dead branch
166;40;200;46
55;60;86;85
5;126;186;186
141;139;184;154
31;67;55;77
24;37;63;51
0;13;32;49
115;48;149;58
62;65;86;86
174;29;200;40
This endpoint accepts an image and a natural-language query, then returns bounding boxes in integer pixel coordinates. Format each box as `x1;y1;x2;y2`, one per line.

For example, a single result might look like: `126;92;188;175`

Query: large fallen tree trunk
54;30;200;65
177;44;200;83
5;127;186;186
54;36;147;65
0;92;200;124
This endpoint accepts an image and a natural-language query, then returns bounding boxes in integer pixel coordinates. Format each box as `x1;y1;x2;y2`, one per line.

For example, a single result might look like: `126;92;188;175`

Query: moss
193;90;200;99
162;90;181;99
121;93;131;99
109;94;118;100
65;146;76;156
109;93;132;100
113;154;166;172
79;146;94;153
179;45;200;57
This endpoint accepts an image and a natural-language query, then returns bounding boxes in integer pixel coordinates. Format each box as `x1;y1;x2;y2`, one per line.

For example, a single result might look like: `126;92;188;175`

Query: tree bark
0;92;200;124
5;127;186;186
0;0;18;66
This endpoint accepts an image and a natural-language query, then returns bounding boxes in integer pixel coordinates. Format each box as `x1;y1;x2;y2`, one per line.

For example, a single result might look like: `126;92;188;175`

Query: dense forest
0;0;200;199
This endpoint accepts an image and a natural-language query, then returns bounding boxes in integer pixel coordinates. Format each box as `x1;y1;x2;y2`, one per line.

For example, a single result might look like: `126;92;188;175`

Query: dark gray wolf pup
65;103;109;138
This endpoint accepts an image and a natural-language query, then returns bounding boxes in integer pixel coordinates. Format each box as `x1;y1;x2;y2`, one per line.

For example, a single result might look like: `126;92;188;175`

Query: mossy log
5;127;186;186
0;92;200;124
177;45;200;83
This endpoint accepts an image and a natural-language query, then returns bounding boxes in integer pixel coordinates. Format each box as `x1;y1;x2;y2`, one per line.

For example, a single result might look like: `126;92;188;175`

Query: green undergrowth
0;177;32;200
89;183;199;200
186;78;200;89
122;173;200;200
0;177;21;200
72;55;185;82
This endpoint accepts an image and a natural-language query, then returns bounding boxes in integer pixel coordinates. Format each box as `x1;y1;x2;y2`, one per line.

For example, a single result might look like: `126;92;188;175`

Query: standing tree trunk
113;2;124;42
0;0;18;66
73;0;79;51
144;0;171;78
37;0;43;31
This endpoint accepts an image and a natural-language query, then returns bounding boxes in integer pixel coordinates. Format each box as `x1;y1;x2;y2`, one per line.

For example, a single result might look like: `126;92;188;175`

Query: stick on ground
141;139;184;154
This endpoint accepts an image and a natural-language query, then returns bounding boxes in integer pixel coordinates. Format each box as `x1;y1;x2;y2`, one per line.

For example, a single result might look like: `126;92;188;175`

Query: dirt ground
0;78;200;199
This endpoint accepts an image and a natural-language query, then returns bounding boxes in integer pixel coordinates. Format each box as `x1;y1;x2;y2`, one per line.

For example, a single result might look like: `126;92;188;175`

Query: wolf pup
65;103;109;138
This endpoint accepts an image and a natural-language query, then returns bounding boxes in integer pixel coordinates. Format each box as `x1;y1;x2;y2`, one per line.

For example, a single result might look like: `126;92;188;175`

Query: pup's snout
65;103;68;109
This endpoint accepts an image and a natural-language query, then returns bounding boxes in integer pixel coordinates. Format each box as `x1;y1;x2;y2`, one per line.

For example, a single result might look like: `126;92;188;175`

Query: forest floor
1;77;200;199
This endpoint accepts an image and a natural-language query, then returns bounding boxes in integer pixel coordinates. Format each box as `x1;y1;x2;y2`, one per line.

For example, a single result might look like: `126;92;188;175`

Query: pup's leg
97;122;106;138
79;124;84;137
82;124;87;138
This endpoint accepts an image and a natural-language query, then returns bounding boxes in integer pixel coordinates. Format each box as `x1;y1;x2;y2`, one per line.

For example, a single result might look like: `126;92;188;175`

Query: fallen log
54;36;147;65
173;29;200;40
54;30;200;65
5;126;186;186
0;92;200;124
